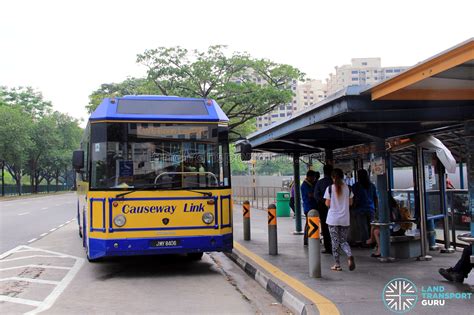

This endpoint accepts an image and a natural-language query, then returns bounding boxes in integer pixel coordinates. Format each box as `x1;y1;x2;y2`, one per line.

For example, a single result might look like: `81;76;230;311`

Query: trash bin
276;191;291;217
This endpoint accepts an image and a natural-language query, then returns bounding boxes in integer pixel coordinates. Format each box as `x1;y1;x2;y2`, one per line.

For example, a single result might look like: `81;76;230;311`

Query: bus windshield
89;122;230;190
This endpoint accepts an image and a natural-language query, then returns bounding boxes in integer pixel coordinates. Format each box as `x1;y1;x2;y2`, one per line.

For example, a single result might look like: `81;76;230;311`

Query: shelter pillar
325;149;334;165
374;140;391;261
415;146;432;261
465;121;474;257
293;153;303;234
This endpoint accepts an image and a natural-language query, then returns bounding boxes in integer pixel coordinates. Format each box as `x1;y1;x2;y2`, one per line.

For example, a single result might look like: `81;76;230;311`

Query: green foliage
0;106;32;188
0;87;82;193
229;144;248;175
256;156;294;176
0;86;52;118
86;46;303;140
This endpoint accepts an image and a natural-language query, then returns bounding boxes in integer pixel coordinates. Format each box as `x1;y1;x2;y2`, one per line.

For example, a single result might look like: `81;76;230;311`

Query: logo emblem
162;218;170;225
383;278;418;313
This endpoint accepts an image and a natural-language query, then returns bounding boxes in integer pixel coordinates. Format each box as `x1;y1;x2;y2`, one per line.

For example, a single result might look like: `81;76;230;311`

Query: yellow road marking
234;241;340;315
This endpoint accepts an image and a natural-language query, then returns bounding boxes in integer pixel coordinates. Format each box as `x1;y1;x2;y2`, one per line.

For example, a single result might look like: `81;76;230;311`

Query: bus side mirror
72;150;84;171
240;142;252;161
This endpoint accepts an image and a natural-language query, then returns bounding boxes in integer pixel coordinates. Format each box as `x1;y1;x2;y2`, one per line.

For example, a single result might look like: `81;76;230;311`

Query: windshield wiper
115;184;213;199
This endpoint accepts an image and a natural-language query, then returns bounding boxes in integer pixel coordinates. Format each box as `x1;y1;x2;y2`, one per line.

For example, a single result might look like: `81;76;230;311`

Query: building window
272;114;278;118
258;117;262;121
394;69;401;73
280;113;285;117
374;77;378;80
310;96;314;99
279;105;285;110
362;62;367;66
351;70;358;74
304;102;308;105
352;78;358;81
293;107;297;110
258;124;262;128
264;123;268;126
304;96;307;99
374;70;378;73
386;69;393;73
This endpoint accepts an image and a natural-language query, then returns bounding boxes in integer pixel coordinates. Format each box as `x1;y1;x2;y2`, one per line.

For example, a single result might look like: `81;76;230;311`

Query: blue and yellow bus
72;96;233;261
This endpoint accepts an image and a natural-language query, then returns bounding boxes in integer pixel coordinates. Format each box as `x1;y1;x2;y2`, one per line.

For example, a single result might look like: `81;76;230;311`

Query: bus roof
89;95;229;123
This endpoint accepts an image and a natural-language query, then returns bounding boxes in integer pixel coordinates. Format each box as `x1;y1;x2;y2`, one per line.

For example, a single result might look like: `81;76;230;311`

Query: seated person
439;246;473;283
368;195;413;257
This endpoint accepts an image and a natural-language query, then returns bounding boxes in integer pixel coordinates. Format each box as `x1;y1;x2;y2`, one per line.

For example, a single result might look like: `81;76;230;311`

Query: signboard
372;157;385;175
119;160;134;177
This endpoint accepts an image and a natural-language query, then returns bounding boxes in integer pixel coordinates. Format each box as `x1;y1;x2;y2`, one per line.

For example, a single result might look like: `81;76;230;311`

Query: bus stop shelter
241;38;474;262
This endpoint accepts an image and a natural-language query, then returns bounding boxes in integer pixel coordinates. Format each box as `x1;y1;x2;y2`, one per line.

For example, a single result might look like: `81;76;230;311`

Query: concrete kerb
225;248;317;315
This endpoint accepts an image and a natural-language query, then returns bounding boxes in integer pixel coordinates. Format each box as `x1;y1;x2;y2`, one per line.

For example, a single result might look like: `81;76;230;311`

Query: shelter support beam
439;163;455;253
293;153;303;234
416;146;432;261
325;149;333;165
465;121;474;257
375;140;392;262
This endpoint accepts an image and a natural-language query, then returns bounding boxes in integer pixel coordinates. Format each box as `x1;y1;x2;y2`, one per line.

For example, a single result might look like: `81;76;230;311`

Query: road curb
225;248;317;315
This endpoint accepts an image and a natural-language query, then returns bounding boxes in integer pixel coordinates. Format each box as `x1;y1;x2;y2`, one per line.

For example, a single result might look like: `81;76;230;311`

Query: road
0;194;288;314
0;193;77;253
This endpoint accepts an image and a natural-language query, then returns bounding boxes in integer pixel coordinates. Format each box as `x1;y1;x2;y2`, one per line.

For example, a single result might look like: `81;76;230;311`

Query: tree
0;86;52;118
256;156;294;176
87;46;304;139
0;106;32;194
229;144;248;175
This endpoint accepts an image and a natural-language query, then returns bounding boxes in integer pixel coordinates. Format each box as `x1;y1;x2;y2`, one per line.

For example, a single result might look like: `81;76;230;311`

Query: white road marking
0;277;60;285
40;233;48;237
49;228;57;232
0;264;72;271
0;254;68;262
58;224;64;228
0;296;41;307
27;238;38;243
18;212;30;216
0;245;85;314
41;207;48;210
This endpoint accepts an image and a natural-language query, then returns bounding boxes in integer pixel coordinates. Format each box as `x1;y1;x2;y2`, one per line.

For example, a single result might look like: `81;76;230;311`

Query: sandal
331;265;342;271
348;256;356;271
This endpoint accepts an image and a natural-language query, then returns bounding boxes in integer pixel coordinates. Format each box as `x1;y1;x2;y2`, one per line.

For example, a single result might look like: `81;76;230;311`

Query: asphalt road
0;193;78;254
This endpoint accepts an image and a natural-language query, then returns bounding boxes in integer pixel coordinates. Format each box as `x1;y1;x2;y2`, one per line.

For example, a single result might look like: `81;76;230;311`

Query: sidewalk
230;206;473;315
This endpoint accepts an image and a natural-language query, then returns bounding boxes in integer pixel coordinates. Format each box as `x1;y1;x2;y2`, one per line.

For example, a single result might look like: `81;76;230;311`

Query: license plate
150;240;180;247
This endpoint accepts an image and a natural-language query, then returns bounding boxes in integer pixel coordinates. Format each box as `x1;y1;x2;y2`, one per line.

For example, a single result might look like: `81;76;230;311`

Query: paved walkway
232;206;473;315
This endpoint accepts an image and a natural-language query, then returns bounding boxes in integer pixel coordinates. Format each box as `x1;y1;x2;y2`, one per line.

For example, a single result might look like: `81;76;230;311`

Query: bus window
89;122;230;190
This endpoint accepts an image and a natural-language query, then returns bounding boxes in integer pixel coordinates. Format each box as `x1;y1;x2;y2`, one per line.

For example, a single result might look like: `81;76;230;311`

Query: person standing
351;169;378;246
324;168;355;271
314;164;333;253
301;170;318;245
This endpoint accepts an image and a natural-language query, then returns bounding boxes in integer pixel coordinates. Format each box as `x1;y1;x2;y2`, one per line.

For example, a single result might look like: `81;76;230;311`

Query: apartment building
325;58;408;96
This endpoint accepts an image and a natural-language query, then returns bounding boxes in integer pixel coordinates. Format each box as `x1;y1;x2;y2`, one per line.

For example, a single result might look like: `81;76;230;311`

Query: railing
1;184;71;197
232;186;290;210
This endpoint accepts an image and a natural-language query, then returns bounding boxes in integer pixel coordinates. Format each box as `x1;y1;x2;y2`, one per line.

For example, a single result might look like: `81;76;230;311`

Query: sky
1;0;473;125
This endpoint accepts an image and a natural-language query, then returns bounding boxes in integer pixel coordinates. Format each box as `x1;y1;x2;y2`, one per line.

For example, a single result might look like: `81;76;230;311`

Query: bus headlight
114;214;126;227
202;212;214;224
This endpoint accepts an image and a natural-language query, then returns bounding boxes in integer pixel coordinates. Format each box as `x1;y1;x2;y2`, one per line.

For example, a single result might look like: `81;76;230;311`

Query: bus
72;96;233;261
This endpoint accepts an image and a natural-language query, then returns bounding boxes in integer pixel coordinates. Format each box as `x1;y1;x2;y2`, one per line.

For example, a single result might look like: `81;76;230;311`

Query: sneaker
439;268;464;283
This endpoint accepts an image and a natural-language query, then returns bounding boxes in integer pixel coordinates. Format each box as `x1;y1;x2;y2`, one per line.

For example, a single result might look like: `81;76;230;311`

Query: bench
390;235;421;259
371;221;421;259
